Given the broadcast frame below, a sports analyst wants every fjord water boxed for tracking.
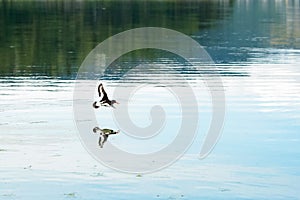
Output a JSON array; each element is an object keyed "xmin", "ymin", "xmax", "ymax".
[{"xmin": 1, "ymin": 0, "xmax": 300, "ymax": 199}]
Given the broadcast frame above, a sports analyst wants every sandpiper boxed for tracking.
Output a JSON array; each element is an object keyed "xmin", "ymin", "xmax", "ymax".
[{"xmin": 93, "ymin": 83, "xmax": 119, "ymax": 109}]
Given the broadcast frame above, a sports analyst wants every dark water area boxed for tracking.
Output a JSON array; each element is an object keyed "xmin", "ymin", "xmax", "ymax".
[{"xmin": 1, "ymin": 0, "xmax": 299, "ymax": 78}]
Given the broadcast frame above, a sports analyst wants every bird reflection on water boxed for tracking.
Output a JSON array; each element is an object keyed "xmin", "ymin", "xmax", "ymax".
[{"xmin": 93, "ymin": 127, "xmax": 120, "ymax": 148}]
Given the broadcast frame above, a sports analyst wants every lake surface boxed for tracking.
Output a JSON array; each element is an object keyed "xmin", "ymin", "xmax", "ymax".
[{"xmin": 1, "ymin": 0, "xmax": 300, "ymax": 199}]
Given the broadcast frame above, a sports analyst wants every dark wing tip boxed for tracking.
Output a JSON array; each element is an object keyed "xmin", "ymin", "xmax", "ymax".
[{"xmin": 97, "ymin": 83, "xmax": 104, "ymax": 97}]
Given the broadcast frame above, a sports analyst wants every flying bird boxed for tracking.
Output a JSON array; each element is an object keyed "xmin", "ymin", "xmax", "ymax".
[{"xmin": 93, "ymin": 83, "xmax": 119, "ymax": 109}]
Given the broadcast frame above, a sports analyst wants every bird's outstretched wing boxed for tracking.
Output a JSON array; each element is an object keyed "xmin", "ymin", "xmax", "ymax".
[{"xmin": 98, "ymin": 83, "xmax": 108, "ymax": 101}]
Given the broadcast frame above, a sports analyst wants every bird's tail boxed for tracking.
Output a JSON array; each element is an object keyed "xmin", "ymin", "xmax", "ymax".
[{"xmin": 93, "ymin": 127, "xmax": 100, "ymax": 133}]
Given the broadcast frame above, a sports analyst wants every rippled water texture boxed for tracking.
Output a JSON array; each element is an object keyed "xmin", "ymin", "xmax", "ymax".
[{"xmin": 1, "ymin": 0, "xmax": 300, "ymax": 199}]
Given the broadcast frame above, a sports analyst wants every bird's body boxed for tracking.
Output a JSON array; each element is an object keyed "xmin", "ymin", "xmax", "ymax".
[
  {"xmin": 93, "ymin": 83, "xmax": 119, "ymax": 109},
  {"xmin": 93, "ymin": 127, "xmax": 120, "ymax": 148}
]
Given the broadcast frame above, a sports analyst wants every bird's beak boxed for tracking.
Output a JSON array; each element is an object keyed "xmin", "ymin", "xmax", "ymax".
[{"xmin": 116, "ymin": 101, "xmax": 120, "ymax": 104}]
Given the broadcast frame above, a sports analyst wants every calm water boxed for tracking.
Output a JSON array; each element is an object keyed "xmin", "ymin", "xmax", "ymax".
[{"xmin": 1, "ymin": 0, "xmax": 300, "ymax": 199}]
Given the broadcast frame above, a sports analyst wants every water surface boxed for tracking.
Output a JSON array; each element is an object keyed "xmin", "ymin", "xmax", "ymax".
[{"xmin": 1, "ymin": 0, "xmax": 300, "ymax": 199}]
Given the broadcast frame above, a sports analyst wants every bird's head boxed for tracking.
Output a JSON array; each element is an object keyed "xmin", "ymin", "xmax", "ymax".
[
  {"xmin": 111, "ymin": 100, "xmax": 119, "ymax": 108},
  {"xmin": 111, "ymin": 100, "xmax": 119, "ymax": 105}
]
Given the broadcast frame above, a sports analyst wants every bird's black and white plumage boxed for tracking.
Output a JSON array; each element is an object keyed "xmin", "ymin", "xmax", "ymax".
[
  {"xmin": 93, "ymin": 127, "xmax": 120, "ymax": 148},
  {"xmin": 93, "ymin": 83, "xmax": 119, "ymax": 109}
]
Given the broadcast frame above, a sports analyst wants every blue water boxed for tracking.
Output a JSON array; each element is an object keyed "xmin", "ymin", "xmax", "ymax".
[{"xmin": 1, "ymin": 0, "xmax": 300, "ymax": 199}]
